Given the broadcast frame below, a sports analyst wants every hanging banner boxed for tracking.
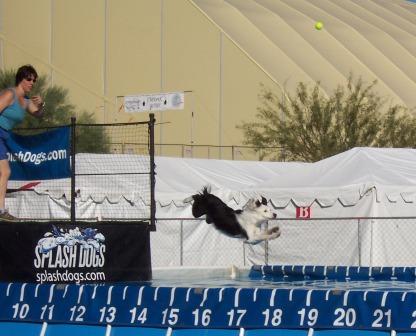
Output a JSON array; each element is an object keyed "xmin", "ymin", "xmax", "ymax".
[
  {"xmin": 6, "ymin": 127, "xmax": 70, "ymax": 180},
  {"xmin": 124, "ymin": 92, "xmax": 184, "ymax": 112},
  {"xmin": 0, "ymin": 221, "xmax": 151, "ymax": 283}
]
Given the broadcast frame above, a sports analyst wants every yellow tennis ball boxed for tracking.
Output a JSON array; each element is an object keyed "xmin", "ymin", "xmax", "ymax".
[{"xmin": 315, "ymin": 21, "xmax": 323, "ymax": 30}]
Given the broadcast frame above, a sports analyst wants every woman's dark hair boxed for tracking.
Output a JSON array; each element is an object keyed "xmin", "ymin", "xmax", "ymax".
[{"xmin": 15, "ymin": 64, "xmax": 38, "ymax": 86}]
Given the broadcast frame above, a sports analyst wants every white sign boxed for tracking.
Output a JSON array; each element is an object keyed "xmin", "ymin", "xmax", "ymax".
[{"xmin": 124, "ymin": 92, "xmax": 185, "ymax": 112}]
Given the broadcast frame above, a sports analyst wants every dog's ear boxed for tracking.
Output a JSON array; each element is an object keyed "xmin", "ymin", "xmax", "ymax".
[
  {"xmin": 255, "ymin": 199, "xmax": 261, "ymax": 207},
  {"xmin": 261, "ymin": 196, "xmax": 267, "ymax": 206},
  {"xmin": 202, "ymin": 184, "xmax": 211, "ymax": 195},
  {"xmin": 243, "ymin": 198, "xmax": 256, "ymax": 210}
]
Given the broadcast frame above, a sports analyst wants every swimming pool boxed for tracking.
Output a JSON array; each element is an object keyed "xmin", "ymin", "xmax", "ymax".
[{"xmin": 0, "ymin": 265, "xmax": 415, "ymax": 335}]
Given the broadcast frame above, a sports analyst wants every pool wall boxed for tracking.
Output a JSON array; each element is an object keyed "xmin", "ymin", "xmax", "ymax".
[{"xmin": 0, "ymin": 265, "xmax": 415, "ymax": 334}]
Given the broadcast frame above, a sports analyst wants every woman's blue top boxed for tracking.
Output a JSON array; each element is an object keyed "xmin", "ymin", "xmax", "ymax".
[{"xmin": 0, "ymin": 88, "xmax": 27, "ymax": 130}]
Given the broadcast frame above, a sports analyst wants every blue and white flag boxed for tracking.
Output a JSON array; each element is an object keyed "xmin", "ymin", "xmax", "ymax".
[{"xmin": 6, "ymin": 127, "xmax": 70, "ymax": 180}]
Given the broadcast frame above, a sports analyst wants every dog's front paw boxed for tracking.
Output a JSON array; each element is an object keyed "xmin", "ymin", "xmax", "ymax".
[
  {"xmin": 270, "ymin": 226, "xmax": 280, "ymax": 233},
  {"xmin": 269, "ymin": 226, "xmax": 281, "ymax": 239}
]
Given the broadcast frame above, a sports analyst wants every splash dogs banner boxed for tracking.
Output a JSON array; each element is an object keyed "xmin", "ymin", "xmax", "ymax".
[
  {"xmin": 6, "ymin": 127, "xmax": 70, "ymax": 180},
  {"xmin": 0, "ymin": 221, "xmax": 151, "ymax": 283}
]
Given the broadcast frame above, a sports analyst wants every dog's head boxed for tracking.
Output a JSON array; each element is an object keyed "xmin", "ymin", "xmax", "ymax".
[{"xmin": 243, "ymin": 196, "xmax": 277, "ymax": 219}]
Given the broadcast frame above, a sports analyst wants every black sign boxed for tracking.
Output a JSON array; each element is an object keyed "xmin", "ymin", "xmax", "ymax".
[{"xmin": 0, "ymin": 221, "xmax": 152, "ymax": 283}]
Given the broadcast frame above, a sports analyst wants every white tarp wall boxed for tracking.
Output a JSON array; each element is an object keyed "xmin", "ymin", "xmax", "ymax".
[{"xmin": 7, "ymin": 148, "xmax": 416, "ymax": 267}]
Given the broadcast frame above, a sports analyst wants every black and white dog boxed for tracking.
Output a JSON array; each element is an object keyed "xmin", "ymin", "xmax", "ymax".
[{"xmin": 184, "ymin": 186, "xmax": 280, "ymax": 244}]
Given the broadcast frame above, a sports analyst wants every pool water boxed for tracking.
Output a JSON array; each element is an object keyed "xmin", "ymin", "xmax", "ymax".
[{"xmin": 151, "ymin": 265, "xmax": 416, "ymax": 291}]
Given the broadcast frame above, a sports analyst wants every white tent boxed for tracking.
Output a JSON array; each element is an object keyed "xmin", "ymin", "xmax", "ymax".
[
  {"xmin": 7, "ymin": 148, "xmax": 416, "ymax": 267},
  {"xmin": 253, "ymin": 147, "xmax": 416, "ymax": 217}
]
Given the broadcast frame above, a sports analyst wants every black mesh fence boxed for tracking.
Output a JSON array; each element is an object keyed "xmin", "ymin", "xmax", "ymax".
[{"xmin": 8, "ymin": 115, "xmax": 156, "ymax": 226}]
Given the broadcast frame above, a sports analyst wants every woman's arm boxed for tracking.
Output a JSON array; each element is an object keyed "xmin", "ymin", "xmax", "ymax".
[
  {"xmin": 27, "ymin": 95, "xmax": 44, "ymax": 117},
  {"xmin": 0, "ymin": 90, "xmax": 14, "ymax": 114}
]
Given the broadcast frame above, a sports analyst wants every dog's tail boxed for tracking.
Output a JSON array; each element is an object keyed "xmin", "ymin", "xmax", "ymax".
[{"xmin": 183, "ymin": 186, "xmax": 211, "ymax": 218}]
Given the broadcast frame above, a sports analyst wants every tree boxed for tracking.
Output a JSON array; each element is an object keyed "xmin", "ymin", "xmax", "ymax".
[
  {"xmin": 0, "ymin": 68, "xmax": 110, "ymax": 153},
  {"xmin": 238, "ymin": 75, "xmax": 415, "ymax": 162}
]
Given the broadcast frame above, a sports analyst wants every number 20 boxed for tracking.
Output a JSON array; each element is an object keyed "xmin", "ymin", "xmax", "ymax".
[{"xmin": 333, "ymin": 308, "xmax": 356, "ymax": 327}]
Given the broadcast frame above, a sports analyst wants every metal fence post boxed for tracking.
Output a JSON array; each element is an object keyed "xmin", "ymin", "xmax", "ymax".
[
  {"xmin": 357, "ymin": 218, "xmax": 361, "ymax": 267},
  {"xmin": 70, "ymin": 117, "xmax": 76, "ymax": 224},
  {"xmin": 149, "ymin": 113, "xmax": 156, "ymax": 230},
  {"xmin": 264, "ymin": 221, "xmax": 270, "ymax": 265},
  {"xmin": 265, "ymin": 240, "xmax": 269, "ymax": 265},
  {"xmin": 180, "ymin": 220, "xmax": 184, "ymax": 266}
]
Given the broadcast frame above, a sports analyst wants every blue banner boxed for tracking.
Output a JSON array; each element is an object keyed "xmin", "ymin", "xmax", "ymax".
[{"xmin": 6, "ymin": 127, "xmax": 70, "ymax": 180}]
